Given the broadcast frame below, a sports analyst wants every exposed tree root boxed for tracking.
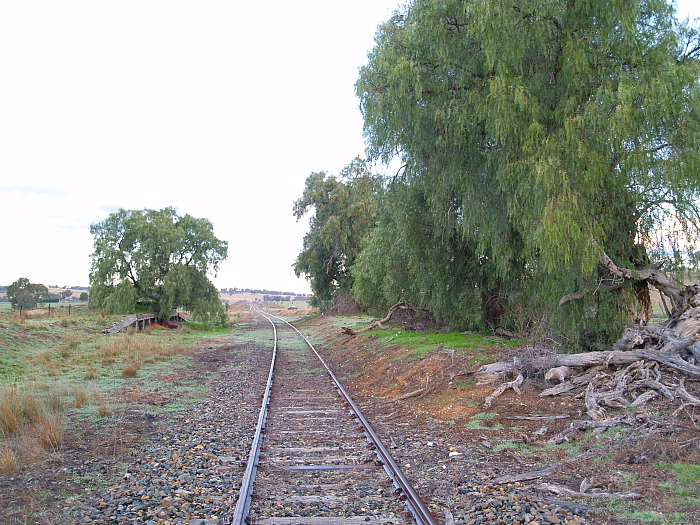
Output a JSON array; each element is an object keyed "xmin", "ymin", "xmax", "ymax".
[{"xmin": 484, "ymin": 373, "xmax": 523, "ymax": 408}]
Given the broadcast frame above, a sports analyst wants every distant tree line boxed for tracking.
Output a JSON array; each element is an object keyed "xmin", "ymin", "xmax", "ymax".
[
  {"xmin": 262, "ymin": 295, "xmax": 309, "ymax": 302},
  {"xmin": 220, "ymin": 287, "xmax": 310, "ymax": 299}
]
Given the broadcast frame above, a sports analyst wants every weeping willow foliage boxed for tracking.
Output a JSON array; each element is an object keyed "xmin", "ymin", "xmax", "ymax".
[
  {"xmin": 355, "ymin": 0, "xmax": 700, "ymax": 347},
  {"xmin": 89, "ymin": 208, "xmax": 228, "ymax": 324},
  {"xmin": 293, "ymin": 159, "xmax": 383, "ymax": 310}
]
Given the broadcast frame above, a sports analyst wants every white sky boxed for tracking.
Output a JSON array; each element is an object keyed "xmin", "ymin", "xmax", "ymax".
[{"xmin": 1, "ymin": 1, "xmax": 698, "ymax": 294}]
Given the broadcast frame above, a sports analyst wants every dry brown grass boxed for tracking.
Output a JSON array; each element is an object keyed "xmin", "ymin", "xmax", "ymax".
[
  {"xmin": 0, "ymin": 387, "xmax": 23, "ymax": 436},
  {"xmin": 45, "ymin": 385, "xmax": 66, "ymax": 413},
  {"xmin": 98, "ymin": 333, "xmax": 191, "ymax": 366},
  {"xmin": 19, "ymin": 392, "xmax": 43, "ymax": 423},
  {"xmin": 58, "ymin": 345, "xmax": 72, "ymax": 359},
  {"xmin": 63, "ymin": 334, "xmax": 80, "ymax": 349},
  {"xmin": 0, "ymin": 444, "xmax": 18, "ymax": 474},
  {"xmin": 1, "ymin": 385, "xmax": 69, "ymax": 439},
  {"xmin": 1, "ymin": 386, "xmax": 65, "ymax": 465},
  {"xmin": 58, "ymin": 335, "xmax": 80, "ymax": 359},
  {"xmin": 74, "ymin": 387, "xmax": 88, "ymax": 408},
  {"xmin": 97, "ymin": 405, "xmax": 112, "ymax": 417},
  {"xmin": 31, "ymin": 350, "xmax": 54, "ymax": 366},
  {"xmin": 29, "ymin": 350, "xmax": 63, "ymax": 377},
  {"xmin": 121, "ymin": 364, "xmax": 139, "ymax": 378},
  {"xmin": 9, "ymin": 311, "xmax": 25, "ymax": 324},
  {"xmin": 37, "ymin": 414, "xmax": 64, "ymax": 451},
  {"xmin": 14, "ymin": 433, "xmax": 48, "ymax": 465}
]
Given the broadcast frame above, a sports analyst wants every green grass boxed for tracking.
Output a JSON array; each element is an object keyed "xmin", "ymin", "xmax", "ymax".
[
  {"xmin": 605, "ymin": 499, "xmax": 689, "ymax": 524},
  {"xmin": 372, "ymin": 330, "xmax": 521, "ymax": 358},
  {"xmin": 492, "ymin": 441, "xmax": 523, "ymax": 453},
  {"xmin": 466, "ymin": 412, "xmax": 504, "ymax": 430},
  {"xmin": 183, "ymin": 322, "xmax": 231, "ymax": 333},
  {"xmin": 657, "ymin": 463, "xmax": 700, "ymax": 484},
  {"xmin": 0, "ymin": 302, "xmax": 89, "ymax": 314},
  {"xmin": 470, "ymin": 411, "xmax": 498, "ymax": 420},
  {"xmin": 656, "ymin": 462, "xmax": 700, "ymax": 510},
  {"xmin": 270, "ymin": 300, "xmax": 310, "ymax": 308}
]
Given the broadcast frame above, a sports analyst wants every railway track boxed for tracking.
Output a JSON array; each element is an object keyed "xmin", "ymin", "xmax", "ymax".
[{"xmin": 230, "ymin": 308, "xmax": 437, "ymax": 525}]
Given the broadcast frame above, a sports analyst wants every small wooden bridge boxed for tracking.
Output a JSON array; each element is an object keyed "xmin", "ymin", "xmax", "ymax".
[{"xmin": 103, "ymin": 312, "xmax": 190, "ymax": 334}]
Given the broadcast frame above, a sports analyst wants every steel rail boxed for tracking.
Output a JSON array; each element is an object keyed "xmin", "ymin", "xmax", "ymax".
[
  {"xmin": 230, "ymin": 311, "xmax": 278, "ymax": 525},
  {"xmin": 263, "ymin": 310, "xmax": 438, "ymax": 525}
]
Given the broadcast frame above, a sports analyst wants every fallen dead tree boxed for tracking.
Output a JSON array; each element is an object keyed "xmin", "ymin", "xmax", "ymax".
[
  {"xmin": 537, "ymin": 482, "xmax": 641, "ymax": 500},
  {"xmin": 476, "ymin": 344, "xmax": 700, "ymax": 385},
  {"xmin": 477, "ymin": 346, "xmax": 700, "ymax": 419},
  {"xmin": 476, "ymin": 304, "xmax": 700, "ymax": 430},
  {"xmin": 341, "ymin": 301, "xmax": 411, "ymax": 335},
  {"xmin": 471, "ymin": 253, "xmax": 700, "ymax": 501}
]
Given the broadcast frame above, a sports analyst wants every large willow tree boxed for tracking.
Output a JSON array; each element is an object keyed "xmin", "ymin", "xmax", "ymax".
[
  {"xmin": 89, "ymin": 208, "xmax": 228, "ymax": 324},
  {"xmin": 356, "ymin": 0, "xmax": 700, "ymax": 347},
  {"xmin": 293, "ymin": 158, "xmax": 382, "ymax": 310}
]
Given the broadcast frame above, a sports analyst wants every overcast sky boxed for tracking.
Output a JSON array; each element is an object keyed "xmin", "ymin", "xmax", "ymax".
[{"xmin": 1, "ymin": 1, "xmax": 698, "ymax": 294}]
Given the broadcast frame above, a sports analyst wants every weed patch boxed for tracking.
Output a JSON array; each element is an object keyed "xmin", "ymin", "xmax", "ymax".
[{"xmin": 493, "ymin": 441, "xmax": 523, "ymax": 453}]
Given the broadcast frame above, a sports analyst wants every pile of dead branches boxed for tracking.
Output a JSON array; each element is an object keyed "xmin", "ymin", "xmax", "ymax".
[{"xmin": 476, "ymin": 307, "xmax": 700, "ymax": 441}]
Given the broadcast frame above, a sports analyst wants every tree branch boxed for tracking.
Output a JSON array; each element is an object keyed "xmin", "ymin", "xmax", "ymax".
[{"xmin": 341, "ymin": 301, "xmax": 411, "ymax": 335}]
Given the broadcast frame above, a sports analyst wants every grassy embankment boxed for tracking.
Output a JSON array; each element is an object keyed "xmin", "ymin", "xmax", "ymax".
[{"xmin": 0, "ymin": 305, "xmax": 240, "ymax": 474}]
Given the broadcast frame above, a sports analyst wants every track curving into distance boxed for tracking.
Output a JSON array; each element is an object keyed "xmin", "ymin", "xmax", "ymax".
[{"xmin": 230, "ymin": 307, "xmax": 437, "ymax": 525}]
